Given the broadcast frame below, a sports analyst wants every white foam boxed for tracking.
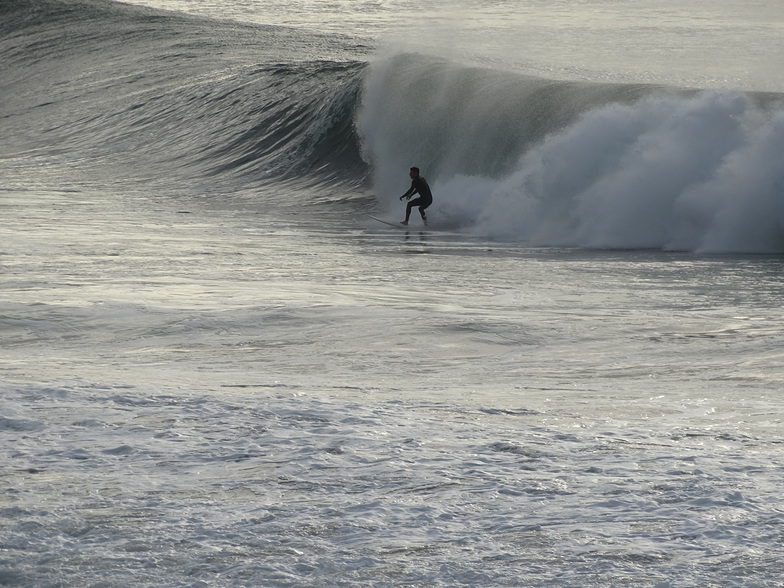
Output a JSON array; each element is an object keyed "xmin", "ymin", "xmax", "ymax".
[
  {"xmin": 359, "ymin": 56, "xmax": 784, "ymax": 252},
  {"xmin": 465, "ymin": 92, "xmax": 784, "ymax": 252},
  {"xmin": 2, "ymin": 380, "xmax": 782, "ymax": 586}
]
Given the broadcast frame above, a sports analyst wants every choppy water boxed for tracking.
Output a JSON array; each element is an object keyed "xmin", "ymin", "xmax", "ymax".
[
  {"xmin": 4, "ymin": 380, "xmax": 783, "ymax": 587},
  {"xmin": 2, "ymin": 0, "xmax": 784, "ymax": 585}
]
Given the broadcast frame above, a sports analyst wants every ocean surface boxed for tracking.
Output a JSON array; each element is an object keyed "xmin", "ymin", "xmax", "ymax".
[{"xmin": 2, "ymin": 0, "xmax": 784, "ymax": 585}]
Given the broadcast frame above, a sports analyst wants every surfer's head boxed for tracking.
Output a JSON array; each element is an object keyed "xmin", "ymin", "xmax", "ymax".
[{"xmin": 409, "ymin": 166, "xmax": 420, "ymax": 178}]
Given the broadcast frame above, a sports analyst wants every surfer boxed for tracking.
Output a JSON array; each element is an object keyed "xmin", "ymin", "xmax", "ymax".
[{"xmin": 400, "ymin": 167, "xmax": 432, "ymax": 226}]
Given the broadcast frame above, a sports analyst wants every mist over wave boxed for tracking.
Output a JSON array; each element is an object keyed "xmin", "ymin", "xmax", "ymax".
[{"xmin": 359, "ymin": 54, "xmax": 784, "ymax": 253}]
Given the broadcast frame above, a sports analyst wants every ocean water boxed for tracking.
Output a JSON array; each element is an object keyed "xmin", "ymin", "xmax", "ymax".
[{"xmin": 2, "ymin": 1, "xmax": 784, "ymax": 586}]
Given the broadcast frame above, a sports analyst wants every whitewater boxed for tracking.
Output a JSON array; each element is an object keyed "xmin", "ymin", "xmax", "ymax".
[{"xmin": 2, "ymin": 0, "xmax": 784, "ymax": 586}]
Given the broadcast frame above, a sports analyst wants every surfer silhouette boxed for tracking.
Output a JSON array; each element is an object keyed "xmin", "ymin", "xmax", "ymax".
[{"xmin": 400, "ymin": 167, "xmax": 432, "ymax": 226}]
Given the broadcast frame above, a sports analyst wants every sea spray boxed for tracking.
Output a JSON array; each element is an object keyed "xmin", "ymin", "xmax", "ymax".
[
  {"xmin": 466, "ymin": 92, "xmax": 784, "ymax": 252},
  {"xmin": 358, "ymin": 54, "xmax": 784, "ymax": 252}
]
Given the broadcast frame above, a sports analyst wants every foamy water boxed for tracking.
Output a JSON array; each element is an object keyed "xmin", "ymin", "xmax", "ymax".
[
  {"xmin": 4, "ymin": 379, "xmax": 782, "ymax": 587},
  {"xmin": 360, "ymin": 61, "xmax": 784, "ymax": 252}
]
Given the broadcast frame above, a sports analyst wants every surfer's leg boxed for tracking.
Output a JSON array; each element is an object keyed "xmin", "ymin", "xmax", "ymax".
[
  {"xmin": 404, "ymin": 198, "xmax": 422, "ymax": 224},
  {"xmin": 418, "ymin": 198, "xmax": 431, "ymax": 226}
]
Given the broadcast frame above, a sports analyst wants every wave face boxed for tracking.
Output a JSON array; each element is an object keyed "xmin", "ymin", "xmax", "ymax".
[
  {"xmin": 4, "ymin": 0, "xmax": 784, "ymax": 250},
  {"xmin": 359, "ymin": 54, "xmax": 784, "ymax": 253},
  {"xmin": 0, "ymin": 0, "xmax": 370, "ymax": 201}
]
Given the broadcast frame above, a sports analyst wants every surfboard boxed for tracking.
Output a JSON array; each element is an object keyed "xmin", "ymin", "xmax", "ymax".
[{"xmin": 368, "ymin": 214, "xmax": 427, "ymax": 229}]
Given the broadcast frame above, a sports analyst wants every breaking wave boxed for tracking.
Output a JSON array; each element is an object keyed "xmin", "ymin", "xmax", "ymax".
[
  {"xmin": 4, "ymin": 0, "xmax": 784, "ymax": 251},
  {"xmin": 359, "ymin": 54, "xmax": 784, "ymax": 253}
]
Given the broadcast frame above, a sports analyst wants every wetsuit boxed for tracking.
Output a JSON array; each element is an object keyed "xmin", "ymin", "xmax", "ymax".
[{"xmin": 403, "ymin": 176, "xmax": 433, "ymax": 224}]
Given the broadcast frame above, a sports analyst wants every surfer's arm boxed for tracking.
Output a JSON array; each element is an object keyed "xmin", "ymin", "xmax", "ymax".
[{"xmin": 400, "ymin": 183, "xmax": 418, "ymax": 200}]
